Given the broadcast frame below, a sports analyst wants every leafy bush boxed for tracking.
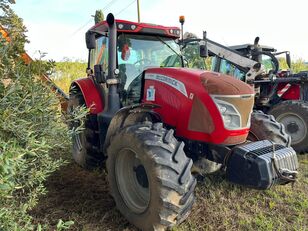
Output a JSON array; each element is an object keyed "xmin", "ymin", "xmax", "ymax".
[{"xmin": 0, "ymin": 1, "xmax": 73, "ymax": 230}]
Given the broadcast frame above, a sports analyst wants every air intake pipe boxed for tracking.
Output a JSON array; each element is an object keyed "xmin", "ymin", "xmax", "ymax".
[
  {"xmin": 97, "ymin": 13, "xmax": 120, "ymax": 149},
  {"xmin": 105, "ymin": 13, "xmax": 120, "ymax": 114}
]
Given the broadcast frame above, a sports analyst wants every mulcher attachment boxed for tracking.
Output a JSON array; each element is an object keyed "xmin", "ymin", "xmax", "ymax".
[{"xmin": 226, "ymin": 140, "xmax": 298, "ymax": 189}]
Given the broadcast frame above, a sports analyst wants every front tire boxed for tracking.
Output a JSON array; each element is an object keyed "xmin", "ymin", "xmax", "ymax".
[
  {"xmin": 68, "ymin": 91, "xmax": 104, "ymax": 169},
  {"xmin": 249, "ymin": 111, "xmax": 291, "ymax": 146},
  {"xmin": 269, "ymin": 100, "xmax": 308, "ymax": 153},
  {"xmin": 106, "ymin": 122, "xmax": 196, "ymax": 230}
]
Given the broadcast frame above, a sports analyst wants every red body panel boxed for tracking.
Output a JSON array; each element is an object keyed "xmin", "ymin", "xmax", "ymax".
[
  {"xmin": 142, "ymin": 68, "xmax": 250, "ymax": 144},
  {"xmin": 73, "ymin": 69, "xmax": 251, "ymax": 144},
  {"xmin": 278, "ymin": 83, "xmax": 300, "ymax": 100},
  {"xmin": 72, "ymin": 78, "xmax": 104, "ymax": 114}
]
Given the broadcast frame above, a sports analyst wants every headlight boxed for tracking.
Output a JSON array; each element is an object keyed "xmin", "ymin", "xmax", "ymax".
[{"xmin": 213, "ymin": 98, "xmax": 241, "ymax": 130}]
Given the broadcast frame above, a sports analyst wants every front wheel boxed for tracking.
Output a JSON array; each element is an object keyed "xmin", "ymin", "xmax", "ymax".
[
  {"xmin": 68, "ymin": 91, "xmax": 103, "ymax": 169},
  {"xmin": 269, "ymin": 100, "xmax": 308, "ymax": 153},
  {"xmin": 248, "ymin": 111, "xmax": 291, "ymax": 146},
  {"xmin": 106, "ymin": 122, "xmax": 196, "ymax": 230}
]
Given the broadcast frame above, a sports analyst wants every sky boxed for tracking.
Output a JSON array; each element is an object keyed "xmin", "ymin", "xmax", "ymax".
[{"xmin": 11, "ymin": 0, "xmax": 308, "ymax": 62}]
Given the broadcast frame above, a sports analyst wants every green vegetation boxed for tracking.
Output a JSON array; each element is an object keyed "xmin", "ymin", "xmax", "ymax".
[
  {"xmin": 51, "ymin": 61, "xmax": 87, "ymax": 93},
  {"xmin": 279, "ymin": 58, "xmax": 308, "ymax": 72},
  {"xmin": 94, "ymin": 10, "xmax": 104, "ymax": 24},
  {"xmin": 0, "ymin": 1, "xmax": 76, "ymax": 230},
  {"xmin": 290, "ymin": 59, "xmax": 308, "ymax": 73}
]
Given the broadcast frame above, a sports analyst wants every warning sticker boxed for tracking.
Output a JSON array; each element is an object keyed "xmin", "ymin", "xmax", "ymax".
[{"xmin": 146, "ymin": 86, "xmax": 155, "ymax": 101}]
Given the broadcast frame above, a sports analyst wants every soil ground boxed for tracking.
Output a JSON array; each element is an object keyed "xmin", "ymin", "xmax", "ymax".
[{"xmin": 31, "ymin": 155, "xmax": 308, "ymax": 231}]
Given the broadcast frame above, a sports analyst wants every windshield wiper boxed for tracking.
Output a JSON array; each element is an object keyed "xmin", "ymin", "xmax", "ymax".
[{"xmin": 156, "ymin": 36, "xmax": 183, "ymax": 65}]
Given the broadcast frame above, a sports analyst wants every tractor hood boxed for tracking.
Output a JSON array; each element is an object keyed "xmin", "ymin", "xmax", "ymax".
[
  {"xmin": 144, "ymin": 67, "xmax": 254, "ymax": 96},
  {"xmin": 143, "ymin": 67, "xmax": 255, "ymax": 145},
  {"xmin": 199, "ymin": 71, "xmax": 254, "ymax": 95}
]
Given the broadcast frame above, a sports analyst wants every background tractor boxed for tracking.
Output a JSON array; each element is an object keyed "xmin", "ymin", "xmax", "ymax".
[
  {"xmin": 202, "ymin": 36, "xmax": 308, "ymax": 153},
  {"xmin": 68, "ymin": 13, "xmax": 298, "ymax": 230}
]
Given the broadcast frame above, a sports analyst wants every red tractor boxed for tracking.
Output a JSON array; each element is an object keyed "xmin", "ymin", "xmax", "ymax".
[{"xmin": 68, "ymin": 14, "xmax": 298, "ymax": 230}]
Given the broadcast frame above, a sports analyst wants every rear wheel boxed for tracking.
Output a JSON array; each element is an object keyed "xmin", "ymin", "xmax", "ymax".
[
  {"xmin": 248, "ymin": 111, "xmax": 291, "ymax": 146},
  {"xmin": 106, "ymin": 122, "xmax": 196, "ymax": 230},
  {"xmin": 269, "ymin": 100, "xmax": 308, "ymax": 153},
  {"xmin": 68, "ymin": 91, "xmax": 104, "ymax": 169}
]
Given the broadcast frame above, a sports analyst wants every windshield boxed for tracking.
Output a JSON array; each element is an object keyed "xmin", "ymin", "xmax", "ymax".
[
  {"xmin": 182, "ymin": 41, "xmax": 207, "ymax": 69},
  {"xmin": 212, "ymin": 57, "xmax": 246, "ymax": 81},
  {"xmin": 117, "ymin": 34, "xmax": 183, "ymax": 90}
]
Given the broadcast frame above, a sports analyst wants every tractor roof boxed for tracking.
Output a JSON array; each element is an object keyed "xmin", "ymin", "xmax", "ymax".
[{"xmin": 89, "ymin": 19, "xmax": 180, "ymax": 38}]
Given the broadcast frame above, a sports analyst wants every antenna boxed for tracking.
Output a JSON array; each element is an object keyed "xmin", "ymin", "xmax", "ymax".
[{"xmin": 137, "ymin": 0, "xmax": 141, "ymax": 22}]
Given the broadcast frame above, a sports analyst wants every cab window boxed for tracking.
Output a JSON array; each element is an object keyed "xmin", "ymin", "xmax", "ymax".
[
  {"xmin": 219, "ymin": 59, "xmax": 245, "ymax": 81},
  {"xmin": 90, "ymin": 35, "xmax": 109, "ymax": 73},
  {"xmin": 117, "ymin": 33, "xmax": 182, "ymax": 106}
]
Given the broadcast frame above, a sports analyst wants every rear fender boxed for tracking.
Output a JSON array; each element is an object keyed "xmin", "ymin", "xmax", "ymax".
[
  {"xmin": 70, "ymin": 78, "xmax": 104, "ymax": 114},
  {"xmin": 103, "ymin": 104, "xmax": 161, "ymax": 153}
]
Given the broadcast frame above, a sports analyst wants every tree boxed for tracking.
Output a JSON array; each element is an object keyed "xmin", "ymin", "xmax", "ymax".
[
  {"xmin": 94, "ymin": 10, "xmax": 104, "ymax": 24},
  {"xmin": 182, "ymin": 32, "xmax": 209, "ymax": 69}
]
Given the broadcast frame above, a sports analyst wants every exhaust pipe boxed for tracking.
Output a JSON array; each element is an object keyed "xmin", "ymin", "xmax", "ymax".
[
  {"xmin": 107, "ymin": 13, "xmax": 117, "ymax": 82},
  {"xmin": 105, "ymin": 13, "xmax": 120, "ymax": 114},
  {"xmin": 98, "ymin": 13, "xmax": 120, "ymax": 150}
]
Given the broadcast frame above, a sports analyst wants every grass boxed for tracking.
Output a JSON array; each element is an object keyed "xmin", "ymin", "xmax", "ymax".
[
  {"xmin": 176, "ymin": 154, "xmax": 308, "ymax": 231},
  {"xmin": 30, "ymin": 154, "xmax": 308, "ymax": 231}
]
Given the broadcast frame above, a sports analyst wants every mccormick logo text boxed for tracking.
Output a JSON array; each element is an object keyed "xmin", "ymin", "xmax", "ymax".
[{"xmin": 145, "ymin": 74, "xmax": 188, "ymax": 97}]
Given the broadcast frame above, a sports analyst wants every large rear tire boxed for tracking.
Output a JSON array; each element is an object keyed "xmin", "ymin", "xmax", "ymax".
[
  {"xmin": 248, "ymin": 111, "xmax": 291, "ymax": 146},
  {"xmin": 68, "ymin": 91, "xmax": 104, "ymax": 169},
  {"xmin": 106, "ymin": 122, "xmax": 196, "ymax": 230},
  {"xmin": 269, "ymin": 100, "xmax": 308, "ymax": 153}
]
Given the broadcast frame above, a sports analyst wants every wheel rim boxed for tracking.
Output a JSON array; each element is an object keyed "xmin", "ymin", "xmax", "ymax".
[
  {"xmin": 73, "ymin": 132, "xmax": 83, "ymax": 151},
  {"xmin": 115, "ymin": 148, "xmax": 150, "ymax": 214},
  {"xmin": 69, "ymin": 102, "xmax": 84, "ymax": 152},
  {"xmin": 72, "ymin": 119, "xmax": 83, "ymax": 151},
  {"xmin": 277, "ymin": 112, "xmax": 307, "ymax": 144}
]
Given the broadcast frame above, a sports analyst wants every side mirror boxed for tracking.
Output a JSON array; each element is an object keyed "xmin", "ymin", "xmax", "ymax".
[
  {"xmin": 85, "ymin": 31, "xmax": 96, "ymax": 50},
  {"xmin": 94, "ymin": 64, "xmax": 106, "ymax": 83},
  {"xmin": 199, "ymin": 31, "xmax": 208, "ymax": 58},
  {"xmin": 286, "ymin": 52, "xmax": 291, "ymax": 68}
]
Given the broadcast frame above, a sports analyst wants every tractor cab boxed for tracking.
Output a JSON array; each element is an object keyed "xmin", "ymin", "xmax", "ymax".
[
  {"xmin": 211, "ymin": 43, "xmax": 291, "ymax": 80},
  {"xmin": 87, "ymin": 19, "xmax": 183, "ymax": 106}
]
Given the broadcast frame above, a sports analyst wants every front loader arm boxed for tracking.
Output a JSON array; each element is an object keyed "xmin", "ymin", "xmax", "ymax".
[{"xmin": 205, "ymin": 38, "xmax": 266, "ymax": 82}]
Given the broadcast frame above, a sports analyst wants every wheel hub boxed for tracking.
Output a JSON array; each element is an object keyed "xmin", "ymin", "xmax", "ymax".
[
  {"xmin": 286, "ymin": 122, "xmax": 299, "ymax": 134},
  {"xmin": 277, "ymin": 112, "xmax": 307, "ymax": 144},
  {"xmin": 134, "ymin": 165, "xmax": 149, "ymax": 188}
]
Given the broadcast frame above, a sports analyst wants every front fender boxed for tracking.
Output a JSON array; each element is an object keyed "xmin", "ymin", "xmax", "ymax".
[
  {"xmin": 70, "ymin": 77, "xmax": 104, "ymax": 114},
  {"xmin": 103, "ymin": 104, "xmax": 161, "ymax": 153}
]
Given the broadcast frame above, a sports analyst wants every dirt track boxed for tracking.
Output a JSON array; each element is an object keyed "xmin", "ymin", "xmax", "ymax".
[{"xmin": 31, "ymin": 162, "xmax": 137, "ymax": 231}]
